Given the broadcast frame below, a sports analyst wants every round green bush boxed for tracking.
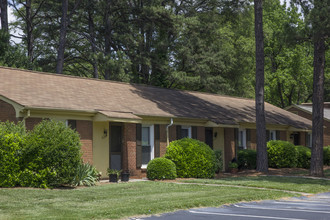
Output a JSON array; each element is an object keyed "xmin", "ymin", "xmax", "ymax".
[
  {"xmin": 22, "ymin": 120, "xmax": 82, "ymax": 187},
  {"xmin": 324, "ymin": 146, "xmax": 330, "ymax": 166},
  {"xmin": 295, "ymin": 145, "xmax": 311, "ymax": 168},
  {"xmin": 237, "ymin": 149, "xmax": 257, "ymax": 169},
  {"xmin": 147, "ymin": 157, "xmax": 177, "ymax": 180},
  {"xmin": 267, "ymin": 140, "xmax": 297, "ymax": 168},
  {"xmin": 165, "ymin": 138, "xmax": 216, "ymax": 178}
]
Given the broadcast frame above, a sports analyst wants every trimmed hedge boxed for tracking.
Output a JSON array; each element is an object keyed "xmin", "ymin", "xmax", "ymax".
[
  {"xmin": 147, "ymin": 157, "xmax": 177, "ymax": 180},
  {"xmin": 267, "ymin": 140, "xmax": 297, "ymax": 168},
  {"xmin": 22, "ymin": 120, "xmax": 82, "ymax": 187},
  {"xmin": 165, "ymin": 138, "xmax": 216, "ymax": 178},
  {"xmin": 237, "ymin": 149, "xmax": 257, "ymax": 169},
  {"xmin": 295, "ymin": 145, "xmax": 311, "ymax": 168},
  {"xmin": 0, "ymin": 122, "xmax": 25, "ymax": 187},
  {"xmin": 324, "ymin": 146, "xmax": 330, "ymax": 166},
  {"xmin": 0, "ymin": 120, "xmax": 83, "ymax": 188}
]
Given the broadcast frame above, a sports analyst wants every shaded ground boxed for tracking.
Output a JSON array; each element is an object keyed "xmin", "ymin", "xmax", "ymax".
[{"xmin": 215, "ymin": 166, "xmax": 330, "ymax": 179}]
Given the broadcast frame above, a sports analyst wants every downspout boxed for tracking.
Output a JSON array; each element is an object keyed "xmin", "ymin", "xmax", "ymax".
[
  {"xmin": 166, "ymin": 118, "xmax": 174, "ymax": 146},
  {"xmin": 22, "ymin": 110, "xmax": 30, "ymax": 128}
]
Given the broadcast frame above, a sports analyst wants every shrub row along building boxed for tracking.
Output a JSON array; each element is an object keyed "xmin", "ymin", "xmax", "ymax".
[{"xmin": 0, "ymin": 67, "xmax": 312, "ymax": 178}]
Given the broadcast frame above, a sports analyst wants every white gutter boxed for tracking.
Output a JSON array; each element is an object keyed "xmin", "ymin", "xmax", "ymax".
[{"xmin": 166, "ymin": 118, "xmax": 174, "ymax": 146}]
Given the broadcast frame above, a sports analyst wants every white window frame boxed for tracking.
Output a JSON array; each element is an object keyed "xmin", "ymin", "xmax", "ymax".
[
  {"xmin": 181, "ymin": 126, "xmax": 192, "ymax": 138},
  {"xmin": 238, "ymin": 129, "xmax": 247, "ymax": 149},
  {"xmin": 269, "ymin": 130, "xmax": 277, "ymax": 141},
  {"xmin": 307, "ymin": 132, "xmax": 312, "ymax": 148},
  {"xmin": 141, "ymin": 124, "xmax": 154, "ymax": 169}
]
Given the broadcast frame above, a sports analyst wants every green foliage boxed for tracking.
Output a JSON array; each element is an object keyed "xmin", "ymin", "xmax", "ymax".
[
  {"xmin": 267, "ymin": 140, "xmax": 297, "ymax": 168},
  {"xmin": 324, "ymin": 146, "xmax": 330, "ymax": 166},
  {"xmin": 22, "ymin": 120, "xmax": 82, "ymax": 187},
  {"xmin": 72, "ymin": 163, "xmax": 99, "ymax": 187},
  {"xmin": 214, "ymin": 150, "xmax": 223, "ymax": 173},
  {"xmin": 165, "ymin": 138, "xmax": 216, "ymax": 178},
  {"xmin": 147, "ymin": 157, "xmax": 177, "ymax": 180},
  {"xmin": 107, "ymin": 169, "xmax": 122, "ymax": 179},
  {"xmin": 0, "ymin": 132, "xmax": 23, "ymax": 187},
  {"xmin": 237, "ymin": 149, "xmax": 257, "ymax": 169},
  {"xmin": 228, "ymin": 162, "xmax": 238, "ymax": 169},
  {"xmin": 295, "ymin": 145, "xmax": 311, "ymax": 168}
]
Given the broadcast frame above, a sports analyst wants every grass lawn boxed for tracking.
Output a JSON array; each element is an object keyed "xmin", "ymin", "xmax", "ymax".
[
  {"xmin": 0, "ymin": 181, "xmax": 297, "ymax": 220},
  {"xmin": 180, "ymin": 176, "xmax": 330, "ymax": 193},
  {"xmin": 288, "ymin": 168, "xmax": 330, "ymax": 178}
]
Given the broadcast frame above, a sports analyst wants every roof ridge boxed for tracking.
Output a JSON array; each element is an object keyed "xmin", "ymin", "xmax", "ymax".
[{"xmin": 0, "ymin": 66, "xmax": 255, "ymax": 102}]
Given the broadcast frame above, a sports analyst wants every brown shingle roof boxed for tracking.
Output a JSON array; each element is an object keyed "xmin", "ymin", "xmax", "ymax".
[{"xmin": 0, "ymin": 66, "xmax": 311, "ymax": 129}]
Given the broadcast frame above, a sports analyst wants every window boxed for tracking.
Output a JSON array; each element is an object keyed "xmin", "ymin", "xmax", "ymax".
[
  {"xmin": 238, "ymin": 129, "xmax": 246, "ymax": 149},
  {"xmin": 141, "ymin": 125, "xmax": 154, "ymax": 168},
  {"xmin": 66, "ymin": 120, "xmax": 76, "ymax": 130},
  {"xmin": 306, "ymin": 132, "xmax": 312, "ymax": 148},
  {"xmin": 181, "ymin": 126, "xmax": 191, "ymax": 138},
  {"xmin": 269, "ymin": 130, "xmax": 277, "ymax": 140}
]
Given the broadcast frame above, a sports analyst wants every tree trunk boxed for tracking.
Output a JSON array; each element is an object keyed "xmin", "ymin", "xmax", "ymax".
[
  {"xmin": 254, "ymin": 0, "xmax": 268, "ymax": 173},
  {"xmin": 0, "ymin": 0, "xmax": 9, "ymax": 33},
  {"xmin": 310, "ymin": 38, "xmax": 325, "ymax": 177},
  {"xmin": 56, "ymin": 0, "xmax": 69, "ymax": 74},
  {"xmin": 104, "ymin": 0, "xmax": 111, "ymax": 80},
  {"xmin": 26, "ymin": 0, "xmax": 34, "ymax": 64},
  {"xmin": 88, "ymin": 6, "xmax": 98, "ymax": 79}
]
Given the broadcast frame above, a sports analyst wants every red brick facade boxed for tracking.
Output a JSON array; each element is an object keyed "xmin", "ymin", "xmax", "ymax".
[
  {"xmin": 76, "ymin": 120, "xmax": 93, "ymax": 164},
  {"xmin": 0, "ymin": 99, "xmax": 18, "ymax": 123},
  {"xmin": 287, "ymin": 106, "xmax": 330, "ymax": 146},
  {"xmin": 224, "ymin": 128, "xmax": 236, "ymax": 169}
]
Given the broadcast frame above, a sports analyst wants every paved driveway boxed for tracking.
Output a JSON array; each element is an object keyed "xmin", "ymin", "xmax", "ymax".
[{"xmin": 134, "ymin": 192, "xmax": 330, "ymax": 220}]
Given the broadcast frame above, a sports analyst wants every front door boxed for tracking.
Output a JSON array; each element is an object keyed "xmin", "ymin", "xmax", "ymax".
[
  {"xmin": 205, "ymin": 127, "xmax": 213, "ymax": 149},
  {"xmin": 110, "ymin": 125, "xmax": 122, "ymax": 170}
]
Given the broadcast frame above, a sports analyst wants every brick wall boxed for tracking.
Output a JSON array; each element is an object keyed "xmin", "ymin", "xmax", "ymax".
[
  {"xmin": 76, "ymin": 120, "xmax": 93, "ymax": 164},
  {"xmin": 287, "ymin": 106, "xmax": 330, "ymax": 146},
  {"xmin": 25, "ymin": 118, "xmax": 42, "ymax": 130},
  {"xmin": 0, "ymin": 100, "xmax": 18, "ymax": 123},
  {"xmin": 249, "ymin": 129, "xmax": 257, "ymax": 150},
  {"xmin": 324, "ymin": 120, "xmax": 330, "ymax": 146},
  {"xmin": 159, "ymin": 124, "xmax": 167, "ymax": 156},
  {"xmin": 122, "ymin": 123, "xmax": 140, "ymax": 177},
  {"xmin": 224, "ymin": 128, "xmax": 235, "ymax": 170},
  {"xmin": 197, "ymin": 126, "xmax": 205, "ymax": 142},
  {"xmin": 280, "ymin": 131, "xmax": 287, "ymax": 141},
  {"xmin": 169, "ymin": 125, "xmax": 176, "ymax": 142}
]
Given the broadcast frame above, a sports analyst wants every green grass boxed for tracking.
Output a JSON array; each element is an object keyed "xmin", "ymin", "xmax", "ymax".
[
  {"xmin": 288, "ymin": 169, "xmax": 330, "ymax": 178},
  {"xmin": 0, "ymin": 181, "xmax": 296, "ymax": 219},
  {"xmin": 180, "ymin": 176, "xmax": 330, "ymax": 193}
]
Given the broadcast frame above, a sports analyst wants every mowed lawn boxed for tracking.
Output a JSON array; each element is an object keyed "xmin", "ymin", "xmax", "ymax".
[
  {"xmin": 0, "ymin": 181, "xmax": 297, "ymax": 220},
  {"xmin": 180, "ymin": 176, "xmax": 330, "ymax": 193}
]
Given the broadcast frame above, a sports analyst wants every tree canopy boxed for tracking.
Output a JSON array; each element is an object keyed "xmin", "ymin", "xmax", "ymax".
[{"xmin": 0, "ymin": 0, "xmax": 328, "ymax": 107}]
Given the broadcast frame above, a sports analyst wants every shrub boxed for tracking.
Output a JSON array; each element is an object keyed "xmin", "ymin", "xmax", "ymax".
[
  {"xmin": 324, "ymin": 146, "xmax": 330, "ymax": 166},
  {"xmin": 0, "ymin": 132, "xmax": 23, "ymax": 187},
  {"xmin": 147, "ymin": 157, "xmax": 177, "ymax": 180},
  {"xmin": 237, "ymin": 149, "xmax": 257, "ymax": 169},
  {"xmin": 22, "ymin": 120, "xmax": 82, "ymax": 187},
  {"xmin": 295, "ymin": 145, "xmax": 311, "ymax": 168},
  {"xmin": 267, "ymin": 140, "xmax": 297, "ymax": 168},
  {"xmin": 214, "ymin": 150, "xmax": 223, "ymax": 173},
  {"xmin": 165, "ymin": 138, "xmax": 216, "ymax": 178},
  {"xmin": 72, "ymin": 163, "xmax": 99, "ymax": 187},
  {"xmin": 0, "ymin": 121, "xmax": 26, "ymax": 187}
]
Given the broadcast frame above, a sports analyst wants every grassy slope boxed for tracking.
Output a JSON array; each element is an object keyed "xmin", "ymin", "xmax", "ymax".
[
  {"xmin": 180, "ymin": 176, "xmax": 330, "ymax": 193},
  {"xmin": 0, "ymin": 181, "xmax": 296, "ymax": 220}
]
